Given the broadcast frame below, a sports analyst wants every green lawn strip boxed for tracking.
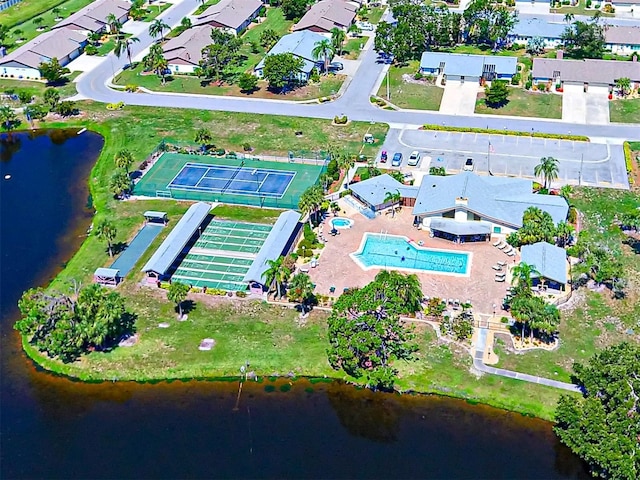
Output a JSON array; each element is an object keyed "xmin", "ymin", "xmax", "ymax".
[
  {"xmin": 550, "ymin": 3, "xmax": 614, "ymax": 17},
  {"xmin": 609, "ymin": 98, "xmax": 640, "ymax": 124},
  {"xmin": 96, "ymin": 37, "xmax": 116, "ymax": 56},
  {"xmin": 0, "ymin": 74, "xmax": 79, "ymax": 101},
  {"xmin": 475, "ymin": 88, "xmax": 563, "ymax": 119},
  {"xmin": 376, "ymin": 61, "xmax": 443, "ymax": 111},
  {"xmin": 2, "ymin": 0, "xmax": 95, "ymax": 52},
  {"xmin": 211, "ymin": 205, "xmax": 284, "ymax": 223},
  {"xmin": 342, "ymin": 37, "xmax": 365, "ymax": 60},
  {"xmin": 366, "ymin": 6, "xmax": 385, "ymax": 24},
  {"xmin": 439, "ymin": 44, "xmax": 526, "ymax": 58},
  {"xmin": 194, "ymin": 0, "xmax": 222, "ymax": 15},
  {"xmin": 140, "ymin": 2, "xmax": 172, "ymax": 22}
]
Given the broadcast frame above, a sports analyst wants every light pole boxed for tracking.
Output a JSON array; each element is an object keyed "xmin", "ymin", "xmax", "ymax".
[
  {"xmin": 578, "ymin": 153, "xmax": 584, "ymax": 186},
  {"xmin": 386, "ymin": 70, "xmax": 390, "ymax": 101}
]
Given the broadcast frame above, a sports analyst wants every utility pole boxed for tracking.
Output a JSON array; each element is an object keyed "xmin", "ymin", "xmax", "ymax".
[
  {"xmin": 487, "ymin": 140, "xmax": 493, "ymax": 176},
  {"xmin": 578, "ymin": 153, "xmax": 584, "ymax": 186},
  {"xmin": 386, "ymin": 70, "xmax": 390, "ymax": 101}
]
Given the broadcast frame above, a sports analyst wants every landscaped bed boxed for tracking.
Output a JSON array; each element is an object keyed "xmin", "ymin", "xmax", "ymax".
[{"xmin": 475, "ymin": 88, "xmax": 563, "ymax": 119}]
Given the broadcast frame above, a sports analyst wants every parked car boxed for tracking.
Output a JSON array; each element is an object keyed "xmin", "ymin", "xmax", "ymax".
[
  {"xmin": 391, "ymin": 152, "xmax": 403, "ymax": 167},
  {"xmin": 357, "ymin": 21, "xmax": 374, "ymax": 31},
  {"xmin": 328, "ymin": 61, "xmax": 344, "ymax": 71},
  {"xmin": 380, "ymin": 150, "xmax": 388, "ymax": 163},
  {"xmin": 463, "ymin": 158, "xmax": 474, "ymax": 171},
  {"xmin": 407, "ymin": 150, "xmax": 421, "ymax": 166}
]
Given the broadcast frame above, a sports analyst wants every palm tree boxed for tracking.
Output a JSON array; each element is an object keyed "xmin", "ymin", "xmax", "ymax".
[
  {"xmin": 109, "ymin": 169, "xmax": 132, "ymax": 198},
  {"xmin": 167, "ymin": 281, "xmax": 190, "ymax": 319},
  {"xmin": 330, "ymin": 27, "xmax": 346, "ymax": 55},
  {"xmin": 383, "ymin": 189, "xmax": 401, "ymax": 217},
  {"xmin": 347, "ymin": 23, "xmax": 361, "ymax": 37},
  {"xmin": 559, "ymin": 184, "xmax": 573, "ymax": 202},
  {"xmin": 143, "ymin": 43, "xmax": 168, "ymax": 84},
  {"xmin": 563, "ymin": 13, "xmax": 574, "ymax": 24},
  {"xmin": 94, "ymin": 219, "xmax": 117, "ymax": 257},
  {"xmin": 194, "ymin": 128, "xmax": 213, "ymax": 151},
  {"xmin": 614, "ymin": 77, "xmax": 631, "ymax": 97},
  {"xmin": 52, "ymin": 7, "xmax": 61, "ymax": 18},
  {"xmin": 337, "ymin": 153, "xmax": 355, "ymax": 173},
  {"xmin": 534, "ymin": 156, "xmax": 560, "ymax": 190},
  {"xmin": 114, "ymin": 148, "xmax": 134, "ymax": 172},
  {"xmin": 312, "ymin": 39, "xmax": 335, "ymax": 74},
  {"xmin": 114, "ymin": 36, "xmax": 140, "ymax": 66},
  {"xmin": 288, "ymin": 272, "xmax": 314, "ymax": 313},
  {"xmin": 375, "ymin": 270, "xmax": 423, "ymax": 314},
  {"xmin": 555, "ymin": 220, "xmax": 575, "ymax": 247},
  {"xmin": 106, "ymin": 13, "xmax": 121, "ymax": 35},
  {"xmin": 262, "ymin": 256, "xmax": 290, "ymax": 299},
  {"xmin": 149, "ymin": 18, "xmax": 170, "ymax": 42},
  {"xmin": 511, "ymin": 261, "xmax": 540, "ymax": 294}
]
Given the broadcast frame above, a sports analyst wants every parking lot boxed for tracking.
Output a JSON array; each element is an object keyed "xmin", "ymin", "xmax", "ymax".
[{"xmin": 377, "ymin": 128, "xmax": 629, "ymax": 189}]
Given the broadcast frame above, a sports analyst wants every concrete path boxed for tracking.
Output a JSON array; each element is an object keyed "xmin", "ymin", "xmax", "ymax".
[
  {"xmin": 439, "ymin": 81, "xmax": 479, "ymax": 115},
  {"xmin": 474, "ymin": 327, "xmax": 581, "ymax": 393},
  {"xmin": 585, "ymin": 86, "xmax": 610, "ymax": 125},
  {"xmin": 562, "ymin": 84, "xmax": 587, "ymax": 124}
]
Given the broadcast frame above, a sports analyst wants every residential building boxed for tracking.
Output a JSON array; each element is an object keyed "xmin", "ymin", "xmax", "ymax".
[
  {"xmin": 255, "ymin": 30, "xmax": 329, "ymax": 81},
  {"xmin": 0, "ymin": 29, "xmax": 87, "ymax": 79},
  {"xmin": 163, "ymin": 25, "xmax": 214, "ymax": 74},
  {"xmin": 292, "ymin": 0, "xmax": 357, "ymax": 33},
  {"xmin": 193, "ymin": 0, "xmax": 264, "ymax": 35},
  {"xmin": 508, "ymin": 17, "xmax": 566, "ymax": 50},
  {"xmin": 419, "ymin": 52, "xmax": 518, "ymax": 83},
  {"xmin": 520, "ymin": 241, "xmax": 569, "ymax": 291},
  {"xmin": 604, "ymin": 25, "xmax": 640, "ymax": 56},
  {"xmin": 532, "ymin": 55, "xmax": 640, "ymax": 89},
  {"xmin": 350, "ymin": 172, "xmax": 568, "ymax": 241},
  {"xmin": 53, "ymin": 0, "xmax": 130, "ymax": 34}
]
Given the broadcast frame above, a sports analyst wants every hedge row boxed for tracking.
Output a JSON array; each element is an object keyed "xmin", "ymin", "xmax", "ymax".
[
  {"xmin": 623, "ymin": 141, "xmax": 634, "ymax": 185},
  {"xmin": 421, "ymin": 124, "xmax": 590, "ymax": 142}
]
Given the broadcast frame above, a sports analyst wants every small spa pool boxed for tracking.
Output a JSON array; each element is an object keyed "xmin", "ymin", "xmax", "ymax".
[
  {"xmin": 351, "ymin": 233, "xmax": 471, "ymax": 275},
  {"xmin": 331, "ymin": 217, "xmax": 354, "ymax": 229}
]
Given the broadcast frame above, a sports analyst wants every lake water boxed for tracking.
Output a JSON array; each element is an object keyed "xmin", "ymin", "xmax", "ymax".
[{"xmin": 0, "ymin": 130, "xmax": 589, "ymax": 479}]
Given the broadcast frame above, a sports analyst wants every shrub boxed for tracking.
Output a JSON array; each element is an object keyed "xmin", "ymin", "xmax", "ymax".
[
  {"xmin": 339, "ymin": 189, "xmax": 352, "ymax": 198},
  {"xmin": 525, "ymin": 79, "xmax": 533, "ymax": 90},
  {"xmin": 303, "ymin": 222, "xmax": 318, "ymax": 244},
  {"xmin": 106, "ymin": 101, "xmax": 125, "ymax": 110},
  {"xmin": 84, "ymin": 44, "xmax": 98, "ymax": 55},
  {"xmin": 24, "ymin": 103, "xmax": 48, "ymax": 120},
  {"xmin": 333, "ymin": 115, "xmax": 348, "ymax": 124},
  {"xmin": 586, "ymin": 0, "xmax": 592, "ymax": 6},
  {"xmin": 242, "ymin": 142, "xmax": 252, "ymax": 152},
  {"xmin": 55, "ymin": 100, "xmax": 77, "ymax": 117},
  {"xmin": 138, "ymin": 159, "xmax": 149, "ymax": 170},
  {"xmin": 212, "ymin": 148, "xmax": 226, "ymax": 156},
  {"xmin": 414, "ymin": 71, "xmax": 423, "ymax": 80},
  {"xmin": 125, "ymin": 84, "xmax": 138, "ymax": 92},
  {"xmin": 594, "ymin": 3, "xmax": 600, "ymax": 7},
  {"xmin": 568, "ymin": 206, "xmax": 578, "ymax": 224},
  {"xmin": 235, "ymin": 290, "xmax": 248, "ymax": 298},
  {"xmin": 310, "ymin": 68, "xmax": 320, "ymax": 83},
  {"xmin": 17, "ymin": 90, "xmax": 32, "ymax": 104},
  {"xmin": 511, "ymin": 73, "xmax": 521, "ymax": 85},
  {"xmin": 429, "ymin": 166, "xmax": 446, "ymax": 176}
]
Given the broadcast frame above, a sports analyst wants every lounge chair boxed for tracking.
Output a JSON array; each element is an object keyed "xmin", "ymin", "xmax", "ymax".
[
  {"xmin": 498, "ymin": 243, "xmax": 509, "ymax": 250},
  {"xmin": 507, "ymin": 250, "xmax": 516, "ymax": 257},
  {"xmin": 495, "ymin": 276, "xmax": 506, "ymax": 283},
  {"xmin": 492, "ymin": 239, "xmax": 502, "ymax": 247},
  {"xmin": 497, "ymin": 261, "xmax": 507, "ymax": 267},
  {"xmin": 495, "ymin": 272, "xmax": 506, "ymax": 279},
  {"xmin": 492, "ymin": 264, "xmax": 502, "ymax": 271},
  {"xmin": 503, "ymin": 247, "xmax": 513, "ymax": 254}
]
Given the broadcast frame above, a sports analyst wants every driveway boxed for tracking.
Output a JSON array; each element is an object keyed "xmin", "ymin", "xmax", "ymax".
[
  {"xmin": 439, "ymin": 80, "xmax": 479, "ymax": 115},
  {"xmin": 67, "ymin": 53, "xmax": 108, "ymax": 73},
  {"xmin": 514, "ymin": 1, "xmax": 552, "ymax": 14},
  {"xmin": 562, "ymin": 84, "xmax": 587, "ymax": 124},
  {"xmin": 377, "ymin": 127, "xmax": 629, "ymax": 189},
  {"xmin": 585, "ymin": 86, "xmax": 610, "ymax": 125}
]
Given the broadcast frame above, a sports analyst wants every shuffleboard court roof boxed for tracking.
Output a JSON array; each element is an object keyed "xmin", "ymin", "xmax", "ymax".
[
  {"xmin": 94, "ymin": 267, "xmax": 120, "ymax": 277},
  {"xmin": 144, "ymin": 211, "xmax": 168, "ymax": 220},
  {"xmin": 142, "ymin": 202, "xmax": 211, "ymax": 275},
  {"xmin": 243, "ymin": 210, "xmax": 302, "ymax": 284}
]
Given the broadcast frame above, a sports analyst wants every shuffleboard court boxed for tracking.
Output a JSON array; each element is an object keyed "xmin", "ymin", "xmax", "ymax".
[{"xmin": 135, "ymin": 153, "xmax": 327, "ymax": 209}]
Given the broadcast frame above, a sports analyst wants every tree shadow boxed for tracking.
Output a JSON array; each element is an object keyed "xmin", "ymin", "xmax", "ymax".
[
  {"xmin": 623, "ymin": 236, "xmax": 640, "ymax": 255},
  {"xmin": 485, "ymin": 99, "xmax": 510, "ymax": 109},
  {"xmin": 175, "ymin": 299, "xmax": 197, "ymax": 315},
  {"xmin": 111, "ymin": 241, "xmax": 128, "ymax": 255}
]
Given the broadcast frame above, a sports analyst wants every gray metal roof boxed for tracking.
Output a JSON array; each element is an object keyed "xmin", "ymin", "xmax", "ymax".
[
  {"xmin": 430, "ymin": 218, "xmax": 492, "ymax": 236},
  {"xmin": 412, "ymin": 172, "xmax": 568, "ymax": 228},
  {"xmin": 256, "ymin": 31, "xmax": 328, "ymax": 74},
  {"xmin": 142, "ymin": 202, "xmax": 211, "ymax": 275},
  {"xmin": 521, "ymin": 241, "xmax": 568, "ymax": 284},
  {"xmin": 509, "ymin": 17, "xmax": 566, "ymax": 39},
  {"xmin": 94, "ymin": 267, "xmax": 120, "ymax": 277},
  {"xmin": 143, "ymin": 211, "xmax": 168, "ymax": 220},
  {"xmin": 419, "ymin": 52, "xmax": 517, "ymax": 77},
  {"xmin": 532, "ymin": 57, "xmax": 640, "ymax": 84},
  {"xmin": 349, "ymin": 174, "xmax": 418, "ymax": 207},
  {"xmin": 243, "ymin": 210, "xmax": 302, "ymax": 283}
]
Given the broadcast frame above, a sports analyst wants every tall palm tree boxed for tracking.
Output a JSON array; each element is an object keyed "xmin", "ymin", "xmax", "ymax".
[
  {"xmin": 109, "ymin": 169, "xmax": 132, "ymax": 198},
  {"xmin": 511, "ymin": 261, "xmax": 540, "ymax": 294},
  {"xmin": 194, "ymin": 128, "xmax": 213, "ymax": 151},
  {"xmin": 330, "ymin": 27, "xmax": 346, "ymax": 55},
  {"xmin": 555, "ymin": 220, "xmax": 575, "ymax": 247},
  {"xmin": 94, "ymin": 219, "xmax": 117, "ymax": 257},
  {"xmin": 559, "ymin": 184, "xmax": 573, "ymax": 202},
  {"xmin": 312, "ymin": 39, "xmax": 335, "ymax": 74},
  {"xmin": 288, "ymin": 272, "xmax": 314, "ymax": 313},
  {"xmin": 167, "ymin": 281, "xmax": 190, "ymax": 318},
  {"xmin": 262, "ymin": 256, "xmax": 290, "ymax": 299},
  {"xmin": 143, "ymin": 43, "xmax": 169, "ymax": 84},
  {"xmin": 383, "ymin": 189, "xmax": 401, "ymax": 217},
  {"xmin": 149, "ymin": 18, "xmax": 170, "ymax": 42},
  {"xmin": 534, "ymin": 156, "xmax": 560, "ymax": 189},
  {"xmin": 114, "ymin": 35, "xmax": 140, "ymax": 66},
  {"xmin": 563, "ymin": 13, "xmax": 574, "ymax": 24},
  {"xmin": 106, "ymin": 13, "xmax": 121, "ymax": 35},
  {"xmin": 114, "ymin": 148, "xmax": 134, "ymax": 172}
]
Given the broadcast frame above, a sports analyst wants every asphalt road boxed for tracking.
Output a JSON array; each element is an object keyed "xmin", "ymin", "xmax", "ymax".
[
  {"xmin": 75, "ymin": 3, "xmax": 640, "ymax": 142},
  {"xmin": 378, "ymin": 128, "xmax": 629, "ymax": 188}
]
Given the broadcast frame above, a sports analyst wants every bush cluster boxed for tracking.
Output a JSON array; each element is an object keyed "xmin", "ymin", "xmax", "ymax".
[
  {"xmin": 333, "ymin": 115, "xmax": 348, "ymax": 124},
  {"xmin": 421, "ymin": 124, "xmax": 589, "ymax": 142}
]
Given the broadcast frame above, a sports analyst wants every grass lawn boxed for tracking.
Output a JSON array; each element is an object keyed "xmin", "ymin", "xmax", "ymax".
[
  {"xmin": 116, "ymin": 64, "xmax": 344, "ymax": 100},
  {"xmin": 493, "ymin": 187, "xmax": 640, "ymax": 382},
  {"xmin": 211, "ymin": 205, "xmax": 284, "ymax": 223},
  {"xmin": 342, "ymin": 37, "xmax": 365, "ymax": 60},
  {"xmin": 0, "ymin": 74, "xmax": 79, "ymax": 100},
  {"xmin": 140, "ymin": 2, "xmax": 172, "ymax": 22},
  {"xmin": 376, "ymin": 61, "xmax": 444, "ymax": 110},
  {"xmin": 609, "ymin": 98, "xmax": 640, "ymax": 124},
  {"xmin": 440, "ymin": 44, "xmax": 526, "ymax": 58},
  {"xmin": 475, "ymin": 88, "xmax": 563, "ymax": 119},
  {"xmin": 1, "ymin": 0, "xmax": 94, "ymax": 52},
  {"xmin": 550, "ymin": 3, "xmax": 614, "ymax": 17},
  {"xmin": 365, "ymin": 6, "xmax": 385, "ymax": 24},
  {"xmin": 194, "ymin": 0, "xmax": 222, "ymax": 15}
]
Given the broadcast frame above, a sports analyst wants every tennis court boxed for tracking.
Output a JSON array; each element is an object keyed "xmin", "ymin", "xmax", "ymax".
[
  {"xmin": 135, "ymin": 153, "xmax": 326, "ymax": 209},
  {"xmin": 172, "ymin": 219, "xmax": 273, "ymax": 291}
]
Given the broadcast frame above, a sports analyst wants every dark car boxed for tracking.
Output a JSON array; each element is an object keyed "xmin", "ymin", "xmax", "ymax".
[
  {"xmin": 329, "ymin": 62, "xmax": 344, "ymax": 71},
  {"xmin": 380, "ymin": 150, "xmax": 388, "ymax": 162},
  {"xmin": 391, "ymin": 152, "xmax": 403, "ymax": 167}
]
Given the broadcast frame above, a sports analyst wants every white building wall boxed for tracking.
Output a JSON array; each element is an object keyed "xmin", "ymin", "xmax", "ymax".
[
  {"xmin": 169, "ymin": 63, "xmax": 197, "ymax": 74},
  {"xmin": 606, "ymin": 43, "xmax": 640, "ymax": 55},
  {"xmin": 0, "ymin": 65, "xmax": 41, "ymax": 79}
]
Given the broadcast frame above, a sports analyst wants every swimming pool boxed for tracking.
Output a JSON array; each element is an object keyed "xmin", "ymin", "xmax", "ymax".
[
  {"xmin": 331, "ymin": 217, "xmax": 354, "ymax": 229},
  {"xmin": 350, "ymin": 233, "xmax": 471, "ymax": 276}
]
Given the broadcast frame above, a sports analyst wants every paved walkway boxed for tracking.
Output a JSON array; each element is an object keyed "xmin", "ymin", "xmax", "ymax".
[{"xmin": 110, "ymin": 223, "xmax": 164, "ymax": 276}]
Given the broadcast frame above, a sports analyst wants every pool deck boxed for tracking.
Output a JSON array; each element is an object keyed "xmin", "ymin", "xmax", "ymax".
[{"xmin": 308, "ymin": 207, "xmax": 518, "ymax": 314}]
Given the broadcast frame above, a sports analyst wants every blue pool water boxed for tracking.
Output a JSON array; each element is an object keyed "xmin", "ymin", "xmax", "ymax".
[
  {"xmin": 352, "ymin": 233, "xmax": 471, "ymax": 275},
  {"xmin": 331, "ymin": 217, "xmax": 353, "ymax": 229}
]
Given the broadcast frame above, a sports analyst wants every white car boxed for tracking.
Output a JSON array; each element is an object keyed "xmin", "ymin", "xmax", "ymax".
[
  {"xmin": 463, "ymin": 158, "xmax": 474, "ymax": 171},
  {"xmin": 357, "ymin": 21, "xmax": 374, "ymax": 31},
  {"xmin": 407, "ymin": 150, "xmax": 421, "ymax": 166}
]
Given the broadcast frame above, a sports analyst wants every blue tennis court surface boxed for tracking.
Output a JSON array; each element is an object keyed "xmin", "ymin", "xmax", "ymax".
[{"xmin": 168, "ymin": 163, "xmax": 296, "ymax": 198}]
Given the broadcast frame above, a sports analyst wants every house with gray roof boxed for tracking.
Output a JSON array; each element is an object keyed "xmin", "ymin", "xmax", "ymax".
[
  {"xmin": 508, "ymin": 17, "xmax": 566, "ymax": 50},
  {"xmin": 532, "ymin": 56, "xmax": 640, "ymax": 89},
  {"xmin": 255, "ymin": 30, "xmax": 329, "ymax": 81},
  {"xmin": 520, "ymin": 241, "xmax": 569, "ymax": 290},
  {"xmin": 53, "ymin": 0, "xmax": 130, "ymax": 34},
  {"xmin": 419, "ymin": 52, "xmax": 517, "ymax": 82},
  {"xmin": 163, "ymin": 25, "xmax": 214, "ymax": 74},
  {"xmin": 194, "ymin": 0, "xmax": 263, "ymax": 35},
  {"xmin": 349, "ymin": 174, "xmax": 418, "ymax": 213},
  {"xmin": 293, "ymin": 0, "xmax": 357, "ymax": 33},
  {"xmin": 0, "ymin": 28, "xmax": 87, "ymax": 79},
  {"xmin": 604, "ymin": 26, "xmax": 640, "ymax": 56}
]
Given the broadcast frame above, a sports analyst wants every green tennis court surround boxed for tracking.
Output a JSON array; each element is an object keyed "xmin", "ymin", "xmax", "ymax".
[{"xmin": 135, "ymin": 153, "xmax": 326, "ymax": 209}]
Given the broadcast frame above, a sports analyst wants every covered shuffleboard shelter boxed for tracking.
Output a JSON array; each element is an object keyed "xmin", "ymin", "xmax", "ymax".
[
  {"xmin": 144, "ymin": 210, "xmax": 168, "ymax": 225},
  {"xmin": 94, "ymin": 267, "xmax": 121, "ymax": 286}
]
